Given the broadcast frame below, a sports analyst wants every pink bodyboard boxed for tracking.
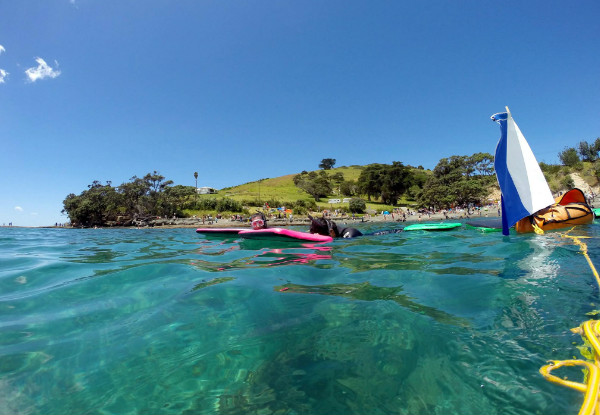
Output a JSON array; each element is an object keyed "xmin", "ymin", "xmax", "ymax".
[
  {"xmin": 195, "ymin": 228, "xmax": 246, "ymax": 235},
  {"xmin": 238, "ymin": 228, "xmax": 333, "ymax": 243}
]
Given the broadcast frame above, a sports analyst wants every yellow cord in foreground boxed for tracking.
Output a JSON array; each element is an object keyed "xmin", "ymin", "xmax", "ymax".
[
  {"xmin": 540, "ymin": 320, "xmax": 600, "ymax": 415},
  {"xmin": 540, "ymin": 232, "xmax": 600, "ymax": 415}
]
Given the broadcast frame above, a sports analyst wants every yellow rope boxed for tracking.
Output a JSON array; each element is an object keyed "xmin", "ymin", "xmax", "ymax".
[
  {"xmin": 539, "ymin": 230, "xmax": 600, "ymax": 415},
  {"xmin": 562, "ymin": 232, "xmax": 600, "ymax": 290},
  {"xmin": 532, "ymin": 222, "xmax": 545, "ymax": 235}
]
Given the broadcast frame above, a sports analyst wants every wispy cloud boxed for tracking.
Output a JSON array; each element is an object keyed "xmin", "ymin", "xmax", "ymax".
[
  {"xmin": 25, "ymin": 57, "xmax": 61, "ymax": 82},
  {"xmin": 0, "ymin": 45, "xmax": 6, "ymax": 84},
  {"xmin": 14, "ymin": 206, "xmax": 23, "ymax": 212}
]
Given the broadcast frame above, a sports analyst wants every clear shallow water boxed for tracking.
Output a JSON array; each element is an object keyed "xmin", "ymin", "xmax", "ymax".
[{"xmin": 1, "ymin": 223, "xmax": 599, "ymax": 414}]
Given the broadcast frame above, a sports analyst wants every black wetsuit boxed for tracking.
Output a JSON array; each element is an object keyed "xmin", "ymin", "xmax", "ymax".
[
  {"xmin": 337, "ymin": 227, "xmax": 403, "ymax": 238},
  {"xmin": 337, "ymin": 226, "xmax": 363, "ymax": 238}
]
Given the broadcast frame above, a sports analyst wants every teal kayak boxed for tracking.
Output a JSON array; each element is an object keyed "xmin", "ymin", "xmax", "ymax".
[
  {"xmin": 403, "ymin": 222, "xmax": 462, "ymax": 231},
  {"xmin": 594, "ymin": 208, "xmax": 600, "ymax": 217}
]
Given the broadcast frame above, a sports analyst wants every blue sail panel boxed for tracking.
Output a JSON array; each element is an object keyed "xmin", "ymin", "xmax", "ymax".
[{"xmin": 492, "ymin": 109, "xmax": 554, "ymax": 235}]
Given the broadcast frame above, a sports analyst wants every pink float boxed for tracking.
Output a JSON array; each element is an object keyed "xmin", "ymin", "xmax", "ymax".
[{"xmin": 239, "ymin": 228, "xmax": 333, "ymax": 243}]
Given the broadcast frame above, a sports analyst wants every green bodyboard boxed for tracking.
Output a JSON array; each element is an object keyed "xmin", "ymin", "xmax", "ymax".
[{"xmin": 403, "ymin": 222, "xmax": 462, "ymax": 231}]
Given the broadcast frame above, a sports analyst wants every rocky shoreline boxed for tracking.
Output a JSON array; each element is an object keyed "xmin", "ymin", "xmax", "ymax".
[{"xmin": 93, "ymin": 209, "xmax": 501, "ymax": 229}]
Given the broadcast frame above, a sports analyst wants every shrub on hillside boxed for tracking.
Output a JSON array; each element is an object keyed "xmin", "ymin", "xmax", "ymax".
[
  {"xmin": 216, "ymin": 198, "xmax": 242, "ymax": 212},
  {"xmin": 561, "ymin": 175, "xmax": 575, "ymax": 190},
  {"xmin": 289, "ymin": 199, "xmax": 317, "ymax": 214},
  {"xmin": 349, "ymin": 198, "xmax": 366, "ymax": 213}
]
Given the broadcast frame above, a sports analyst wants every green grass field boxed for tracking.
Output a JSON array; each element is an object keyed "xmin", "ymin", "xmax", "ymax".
[
  {"xmin": 195, "ymin": 165, "xmax": 421, "ymax": 214},
  {"xmin": 186, "ymin": 162, "xmax": 598, "ymax": 217}
]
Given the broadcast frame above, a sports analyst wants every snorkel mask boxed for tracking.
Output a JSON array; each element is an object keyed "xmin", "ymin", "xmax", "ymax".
[
  {"xmin": 251, "ymin": 212, "xmax": 267, "ymax": 230},
  {"xmin": 251, "ymin": 218, "xmax": 264, "ymax": 230}
]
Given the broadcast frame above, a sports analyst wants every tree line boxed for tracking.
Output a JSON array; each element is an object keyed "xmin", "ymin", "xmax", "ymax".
[
  {"xmin": 415, "ymin": 153, "xmax": 495, "ymax": 209},
  {"xmin": 62, "ymin": 171, "xmax": 243, "ymax": 227},
  {"xmin": 559, "ymin": 137, "xmax": 600, "ymax": 167},
  {"xmin": 63, "ymin": 135, "xmax": 598, "ymax": 227},
  {"xmin": 294, "ymin": 154, "xmax": 494, "ymax": 209}
]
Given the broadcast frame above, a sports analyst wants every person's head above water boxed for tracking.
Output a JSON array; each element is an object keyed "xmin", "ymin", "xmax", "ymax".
[
  {"xmin": 308, "ymin": 214, "xmax": 364, "ymax": 238},
  {"xmin": 251, "ymin": 212, "xmax": 267, "ymax": 230},
  {"xmin": 308, "ymin": 215, "xmax": 339, "ymax": 237}
]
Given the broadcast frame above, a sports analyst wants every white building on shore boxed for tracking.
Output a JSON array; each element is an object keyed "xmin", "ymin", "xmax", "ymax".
[{"xmin": 196, "ymin": 186, "xmax": 217, "ymax": 194}]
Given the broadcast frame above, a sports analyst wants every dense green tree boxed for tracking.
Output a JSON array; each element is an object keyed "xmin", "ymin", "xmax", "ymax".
[
  {"xmin": 163, "ymin": 185, "xmax": 197, "ymax": 212},
  {"xmin": 575, "ymin": 138, "xmax": 600, "ymax": 162},
  {"xmin": 293, "ymin": 170, "xmax": 332, "ymax": 200},
  {"xmin": 559, "ymin": 147, "xmax": 581, "ymax": 167},
  {"xmin": 349, "ymin": 198, "xmax": 366, "ymax": 213},
  {"xmin": 142, "ymin": 171, "xmax": 175, "ymax": 216},
  {"xmin": 594, "ymin": 138, "xmax": 600, "ymax": 155},
  {"xmin": 417, "ymin": 154, "xmax": 493, "ymax": 209},
  {"xmin": 356, "ymin": 162, "xmax": 415, "ymax": 204},
  {"xmin": 61, "ymin": 181, "xmax": 120, "ymax": 226},
  {"xmin": 469, "ymin": 152, "xmax": 495, "ymax": 176},
  {"xmin": 380, "ymin": 162, "xmax": 413, "ymax": 205},
  {"xmin": 62, "ymin": 172, "xmax": 186, "ymax": 226},
  {"xmin": 340, "ymin": 180, "xmax": 358, "ymax": 197},
  {"xmin": 118, "ymin": 176, "xmax": 150, "ymax": 216},
  {"xmin": 319, "ymin": 158, "xmax": 336, "ymax": 170},
  {"xmin": 357, "ymin": 164, "xmax": 385, "ymax": 201},
  {"xmin": 331, "ymin": 172, "xmax": 344, "ymax": 182},
  {"xmin": 578, "ymin": 141, "xmax": 597, "ymax": 162},
  {"xmin": 407, "ymin": 184, "xmax": 421, "ymax": 200}
]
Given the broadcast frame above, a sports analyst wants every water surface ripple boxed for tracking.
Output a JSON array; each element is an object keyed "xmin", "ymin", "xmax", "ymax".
[{"xmin": 1, "ymin": 224, "xmax": 598, "ymax": 414}]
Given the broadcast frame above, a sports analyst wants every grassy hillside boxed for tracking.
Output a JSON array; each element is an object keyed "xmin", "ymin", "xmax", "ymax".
[
  {"xmin": 210, "ymin": 165, "xmax": 428, "ymax": 214},
  {"xmin": 188, "ymin": 161, "xmax": 600, "ymax": 217},
  {"xmin": 219, "ymin": 165, "xmax": 366, "ymax": 203},
  {"xmin": 542, "ymin": 161, "xmax": 599, "ymax": 194},
  {"xmin": 220, "ymin": 174, "xmax": 307, "ymax": 202}
]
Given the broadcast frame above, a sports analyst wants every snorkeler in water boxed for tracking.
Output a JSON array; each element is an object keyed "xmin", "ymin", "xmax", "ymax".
[
  {"xmin": 308, "ymin": 215, "xmax": 402, "ymax": 238},
  {"xmin": 250, "ymin": 212, "xmax": 268, "ymax": 230}
]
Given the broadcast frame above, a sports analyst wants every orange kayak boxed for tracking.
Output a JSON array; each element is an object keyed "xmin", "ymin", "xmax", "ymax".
[{"xmin": 515, "ymin": 188, "xmax": 593, "ymax": 233}]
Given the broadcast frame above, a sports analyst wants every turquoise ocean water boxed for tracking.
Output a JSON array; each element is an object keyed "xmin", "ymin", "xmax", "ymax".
[{"xmin": 1, "ymin": 222, "xmax": 599, "ymax": 414}]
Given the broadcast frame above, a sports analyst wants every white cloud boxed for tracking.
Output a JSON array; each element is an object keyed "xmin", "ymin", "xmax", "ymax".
[
  {"xmin": 0, "ymin": 46, "xmax": 6, "ymax": 83},
  {"xmin": 14, "ymin": 206, "xmax": 23, "ymax": 212},
  {"xmin": 25, "ymin": 57, "xmax": 61, "ymax": 82}
]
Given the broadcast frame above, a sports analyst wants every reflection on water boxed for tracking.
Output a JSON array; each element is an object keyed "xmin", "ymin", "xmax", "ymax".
[
  {"xmin": 0, "ymin": 225, "xmax": 598, "ymax": 414},
  {"xmin": 191, "ymin": 243, "xmax": 332, "ymax": 272}
]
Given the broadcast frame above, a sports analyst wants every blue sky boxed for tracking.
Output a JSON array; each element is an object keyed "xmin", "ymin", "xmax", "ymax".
[{"xmin": 1, "ymin": 0, "xmax": 599, "ymax": 226}]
